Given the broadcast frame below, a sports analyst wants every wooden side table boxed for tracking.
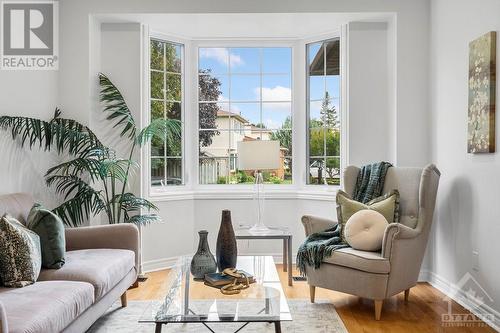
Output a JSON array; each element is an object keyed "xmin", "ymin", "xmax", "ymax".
[{"xmin": 235, "ymin": 227, "xmax": 293, "ymax": 286}]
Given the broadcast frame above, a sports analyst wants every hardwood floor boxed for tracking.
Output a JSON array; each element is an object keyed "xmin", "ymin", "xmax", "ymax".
[{"xmin": 128, "ymin": 265, "xmax": 496, "ymax": 333}]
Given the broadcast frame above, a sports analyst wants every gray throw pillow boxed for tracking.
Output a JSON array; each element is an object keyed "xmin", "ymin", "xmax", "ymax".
[
  {"xmin": 27, "ymin": 203, "xmax": 66, "ymax": 269},
  {"xmin": 0, "ymin": 214, "xmax": 42, "ymax": 287}
]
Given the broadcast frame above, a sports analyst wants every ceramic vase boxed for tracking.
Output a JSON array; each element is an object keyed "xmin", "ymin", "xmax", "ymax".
[
  {"xmin": 216, "ymin": 210, "xmax": 237, "ymax": 271},
  {"xmin": 190, "ymin": 230, "xmax": 217, "ymax": 279}
]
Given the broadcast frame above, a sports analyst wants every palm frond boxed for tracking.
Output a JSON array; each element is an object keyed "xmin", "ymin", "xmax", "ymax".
[
  {"xmin": 52, "ymin": 191, "xmax": 105, "ymax": 227},
  {"xmin": 115, "ymin": 192, "xmax": 158, "ymax": 213},
  {"xmin": 136, "ymin": 118, "xmax": 182, "ymax": 147},
  {"xmin": 0, "ymin": 110, "xmax": 104, "ymax": 156},
  {"xmin": 98, "ymin": 159, "xmax": 137, "ymax": 183},
  {"xmin": 46, "ymin": 174, "xmax": 97, "ymax": 199},
  {"xmin": 45, "ymin": 157, "xmax": 103, "ymax": 182},
  {"xmin": 46, "ymin": 175, "xmax": 104, "ymax": 226},
  {"xmin": 50, "ymin": 109, "xmax": 104, "ymax": 155},
  {"xmin": 99, "ymin": 73, "xmax": 137, "ymax": 139},
  {"xmin": 124, "ymin": 214, "xmax": 161, "ymax": 226}
]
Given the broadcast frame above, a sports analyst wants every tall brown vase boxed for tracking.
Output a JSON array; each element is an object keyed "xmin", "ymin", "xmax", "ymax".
[{"xmin": 216, "ymin": 210, "xmax": 237, "ymax": 271}]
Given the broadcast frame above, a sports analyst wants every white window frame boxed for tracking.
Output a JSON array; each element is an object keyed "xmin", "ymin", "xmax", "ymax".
[
  {"xmin": 192, "ymin": 39, "xmax": 298, "ymax": 191},
  {"xmin": 143, "ymin": 30, "xmax": 189, "ymax": 198},
  {"xmin": 302, "ymin": 29, "xmax": 347, "ymax": 190},
  {"xmin": 141, "ymin": 29, "xmax": 346, "ymax": 201}
]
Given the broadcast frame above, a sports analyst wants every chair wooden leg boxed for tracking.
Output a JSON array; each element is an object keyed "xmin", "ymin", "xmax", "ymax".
[
  {"xmin": 404, "ymin": 288, "xmax": 410, "ymax": 303},
  {"xmin": 309, "ymin": 285, "xmax": 316, "ymax": 303},
  {"xmin": 374, "ymin": 300, "xmax": 383, "ymax": 320},
  {"xmin": 121, "ymin": 292, "xmax": 128, "ymax": 307}
]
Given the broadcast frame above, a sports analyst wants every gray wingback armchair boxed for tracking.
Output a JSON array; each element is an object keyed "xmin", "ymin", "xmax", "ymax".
[{"xmin": 301, "ymin": 164, "xmax": 440, "ymax": 320}]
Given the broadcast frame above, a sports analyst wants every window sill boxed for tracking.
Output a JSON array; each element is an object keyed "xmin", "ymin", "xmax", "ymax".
[{"xmin": 148, "ymin": 187, "xmax": 339, "ymax": 202}]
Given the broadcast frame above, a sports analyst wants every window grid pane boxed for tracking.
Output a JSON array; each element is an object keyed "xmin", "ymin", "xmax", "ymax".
[
  {"xmin": 150, "ymin": 39, "xmax": 183, "ymax": 187},
  {"xmin": 307, "ymin": 38, "xmax": 341, "ymax": 186},
  {"xmin": 198, "ymin": 47, "xmax": 292, "ymax": 185}
]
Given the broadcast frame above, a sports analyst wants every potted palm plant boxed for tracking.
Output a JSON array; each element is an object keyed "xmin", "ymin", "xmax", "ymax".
[{"xmin": 0, "ymin": 73, "xmax": 181, "ymax": 227}]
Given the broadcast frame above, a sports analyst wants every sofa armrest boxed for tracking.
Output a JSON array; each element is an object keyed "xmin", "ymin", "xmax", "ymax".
[
  {"xmin": 0, "ymin": 301, "xmax": 8, "ymax": 333},
  {"xmin": 301, "ymin": 215, "xmax": 337, "ymax": 237},
  {"xmin": 65, "ymin": 224, "xmax": 140, "ymax": 272},
  {"xmin": 381, "ymin": 223, "xmax": 420, "ymax": 259}
]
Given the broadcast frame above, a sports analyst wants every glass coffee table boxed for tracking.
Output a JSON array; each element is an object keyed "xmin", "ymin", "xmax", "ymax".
[{"xmin": 139, "ymin": 256, "xmax": 292, "ymax": 333}]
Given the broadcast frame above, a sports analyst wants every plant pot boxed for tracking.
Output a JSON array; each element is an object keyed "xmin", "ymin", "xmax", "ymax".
[
  {"xmin": 190, "ymin": 230, "xmax": 217, "ymax": 279},
  {"xmin": 216, "ymin": 210, "xmax": 238, "ymax": 271}
]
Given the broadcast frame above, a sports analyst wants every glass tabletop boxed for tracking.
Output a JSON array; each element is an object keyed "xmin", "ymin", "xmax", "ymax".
[
  {"xmin": 139, "ymin": 256, "xmax": 292, "ymax": 324},
  {"xmin": 235, "ymin": 225, "xmax": 291, "ymax": 237}
]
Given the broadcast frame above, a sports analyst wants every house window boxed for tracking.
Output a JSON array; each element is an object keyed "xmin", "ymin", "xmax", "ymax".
[
  {"xmin": 306, "ymin": 38, "xmax": 341, "ymax": 185},
  {"xmin": 198, "ymin": 47, "xmax": 292, "ymax": 185},
  {"xmin": 150, "ymin": 38, "xmax": 184, "ymax": 186}
]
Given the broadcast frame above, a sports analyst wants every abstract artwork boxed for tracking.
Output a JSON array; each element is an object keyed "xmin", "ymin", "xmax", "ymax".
[{"xmin": 468, "ymin": 31, "xmax": 496, "ymax": 153}]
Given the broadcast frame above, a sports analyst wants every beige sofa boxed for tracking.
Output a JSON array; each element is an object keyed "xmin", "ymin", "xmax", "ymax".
[
  {"xmin": 302, "ymin": 164, "xmax": 440, "ymax": 320},
  {"xmin": 0, "ymin": 193, "xmax": 139, "ymax": 333}
]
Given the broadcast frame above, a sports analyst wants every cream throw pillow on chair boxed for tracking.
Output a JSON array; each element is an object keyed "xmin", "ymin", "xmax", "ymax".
[
  {"xmin": 344, "ymin": 210, "xmax": 388, "ymax": 251},
  {"xmin": 336, "ymin": 189, "xmax": 400, "ymax": 246}
]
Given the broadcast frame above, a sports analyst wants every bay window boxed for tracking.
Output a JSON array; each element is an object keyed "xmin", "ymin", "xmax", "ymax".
[
  {"xmin": 197, "ymin": 47, "xmax": 293, "ymax": 185},
  {"xmin": 147, "ymin": 34, "xmax": 342, "ymax": 193},
  {"xmin": 150, "ymin": 38, "xmax": 184, "ymax": 187},
  {"xmin": 306, "ymin": 38, "xmax": 341, "ymax": 185}
]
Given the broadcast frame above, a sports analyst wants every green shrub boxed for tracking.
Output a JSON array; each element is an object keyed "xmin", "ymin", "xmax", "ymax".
[
  {"xmin": 217, "ymin": 176, "xmax": 227, "ymax": 184},
  {"xmin": 269, "ymin": 176, "xmax": 283, "ymax": 184}
]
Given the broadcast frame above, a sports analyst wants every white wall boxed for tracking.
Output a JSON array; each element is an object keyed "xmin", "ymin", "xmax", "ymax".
[
  {"xmin": 348, "ymin": 22, "xmax": 393, "ymax": 166},
  {"xmin": 0, "ymin": 64, "xmax": 59, "ymax": 207},
  {"xmin": 429, "ymin": 0, "xmax": 500, "ymax": 324}
]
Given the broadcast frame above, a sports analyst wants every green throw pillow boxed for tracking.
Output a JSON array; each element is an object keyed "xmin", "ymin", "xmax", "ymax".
[
  {"xmin": 0, "ymin": 215, "xmax": 42, "ymax": 287},
  {"xmin": 336, "ymin": 190, "xmax": 400, "ymax": 243},
  {"xmin": 27, "ymin": 203, "xmax": 66, "ymax": 269}
]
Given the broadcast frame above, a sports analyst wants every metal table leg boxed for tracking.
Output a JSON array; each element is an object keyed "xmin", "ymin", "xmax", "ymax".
[
  {"xmin": 155, "ymin": 323, "xmax": 162, "ymax": 333},
  {"xmin": 283, "ymin": 238, "xmax": 287, "ymax": 272},
  {"xmin": 274, "ymin": 321, "xmax": 282, "ymax": 333},
  {"xmin": 287, "ymin": 236, "xmax": 293, "ymax": 286}
]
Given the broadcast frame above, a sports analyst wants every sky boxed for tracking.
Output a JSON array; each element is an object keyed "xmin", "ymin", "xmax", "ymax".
[{"xmin": 198, "ymin": 46, "xmax": 340, "ymax": 130}]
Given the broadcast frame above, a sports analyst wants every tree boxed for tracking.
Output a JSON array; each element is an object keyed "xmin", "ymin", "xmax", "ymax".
[
  {"xmin": 252, "ymin": 122, "xmax": 267, "ymax": 129},
  {"xmin": 320, "ymin": 91, "xmax": 339, "ymax": 128},
  {"xmin": 270, "ymin": 116, "xmax": 292, "ymax": 174},
  {"xmin": 198, "ymin": 70, "xmax": 221, "ymax": 148},
  {"xmin": 309, "ymin": 128, "xmax": 340, "ymax": 184},
  {"xmin": 150, "ymin": 42, "xmax": 183, "ymax": 157}
]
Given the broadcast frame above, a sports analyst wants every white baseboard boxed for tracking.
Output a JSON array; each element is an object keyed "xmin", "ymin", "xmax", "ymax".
[
  {"xmin": 142, "ymin": 256, "xmax": 180, "ymax": 273},
  {"xmin": 425, "ymin": 271, "xmax": 500, "ymax": 332},
  {"xmin": 143, "ymin": 252, "xmax": 293, "ymax": 273}
]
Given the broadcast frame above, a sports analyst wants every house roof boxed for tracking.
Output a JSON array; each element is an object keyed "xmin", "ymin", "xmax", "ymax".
[
  {"xmin": 217, "ymin": 110, "xmax": 248, "ymax": 124},
  {"xmin": 309, "ymin": 39, "xmax": 340, "ymax": 76}
]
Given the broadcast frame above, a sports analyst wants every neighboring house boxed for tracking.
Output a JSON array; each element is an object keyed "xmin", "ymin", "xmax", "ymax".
[{"xmin": 199, "ymin": 110, "xmax": 287, "ymax": 183}]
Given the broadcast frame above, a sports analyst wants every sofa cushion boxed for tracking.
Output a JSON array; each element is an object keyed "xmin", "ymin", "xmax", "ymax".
[
  {"xmin": 37, "ymin": 248, "xmax": 135, "ymax": 300},
  {"xmin": 0, "ymin": 215, "xmax": 42, "ymax": 287},
  {"xmin": 0, "ymin": 280, "xmax": 93, "ymax": 333},
  {"xmin": 323, "ymin": 247, "xmax": 390, "ymax": 274},
  {"xmin": 27, "ymin": 203, "xmax": 66, "ymax": 269}
]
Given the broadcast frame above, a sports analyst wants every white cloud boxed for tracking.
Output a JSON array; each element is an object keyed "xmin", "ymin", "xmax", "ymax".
[
  {"xmin": 254, "ymin": 86, "xmax": 292, "ymax": 110},
  {"xmin": 259, "ymin": 86, "xmax": 292, "ymax": 102},
  {"xmin": 199, "ymin": 48, "xmax": 244, "ymax": 67}
]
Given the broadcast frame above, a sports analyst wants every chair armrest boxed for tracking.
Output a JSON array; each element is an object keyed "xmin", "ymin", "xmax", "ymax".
[
  {"xmin": 381, "ymin": 223, "xmax": 420, "ymax": 258},
  {"xmin": 0, "ymin": 301, "xmax": 8, "ymax": 333},
  {"xmin": 301, "ymin": 215, "xmax": 337, "ymax": 237},
  {"xmin": 65, "ymin": 224, "xmax": 140, "ymax": 272}
]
